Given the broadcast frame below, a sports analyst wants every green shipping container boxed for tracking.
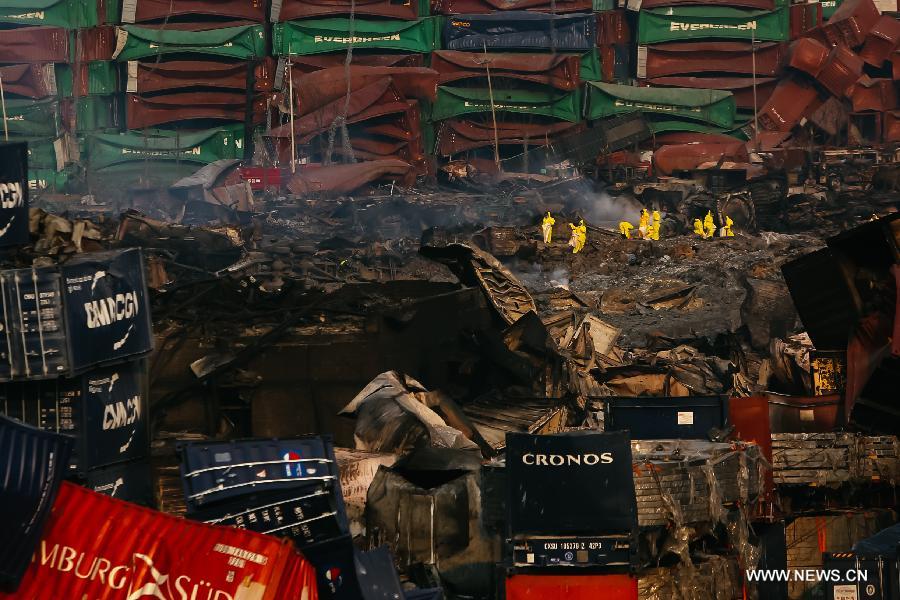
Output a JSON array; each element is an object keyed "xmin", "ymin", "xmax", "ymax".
[
  {"xmin": 593, "ymin": 0, "xmax": 616, "ymax": 9},
  {"xmin": 23, "ymin": 136, "xmax": 75, "ymax": 170},
  {"xmin": 273, "ymin": 17, "xmax": 441, "ymax": 55},
  {"xmin": 431, "ymin": 86, "xmax": 582, "ymax": 122},
  {"xmin": 637, "ymin": 6, "xmax": 789, "ymax": 44},
  {"xmin": 56, "ymin": 62, "xmax": 119, "ymax": 96},
  {"xmin": 86, "ymin": 125, "xmax": 245, "ymax": 171},
  {"xmin": 3, "ymin": 98, "xmax": 61, "ymax": 137},
  {"xmin": 114, "ymin": 24, "xmax": 266, "ymax": 61},
  {"xmin": 70, "ymin": 95, "xmax": 119, "ymax": 132},
  {"xmin": 581, "ymin": 49, "xmax": 601, "ymax": 83},
  {"xmin": 0, "ymin": 0, "xmax": 115, "ymax": 28},
  {"xmin": 585, "ymin": 82, "xmax": 735, "ymax": 128},
  {"xmin": 30, "ymin": 167, "xmax": 76, "ymax": 192},
  {"xmin": 648, "ymin": 118, "xmax": 749, "ymax": 140},
  {"xmin": 821, "ymin": 0, "xmax": 843, "ymax": 20}
]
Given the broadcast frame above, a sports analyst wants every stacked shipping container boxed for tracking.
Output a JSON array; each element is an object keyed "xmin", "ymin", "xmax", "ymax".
[
  {"xmin": 0, "ymin": 0, "xmax": 121, "ymax": 191},
  {"xmin": 0, "ymin": 247, "xmax": 155, "ymax": 503},
  {"xmin": 269, "ymin": 0, "xmax": 439, "ymax": 180}
]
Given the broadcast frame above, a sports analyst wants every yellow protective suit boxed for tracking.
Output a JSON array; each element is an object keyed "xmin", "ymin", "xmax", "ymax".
[{"xmin": 542, "ymin": 212, "xmax": 556, "ymax": 244}]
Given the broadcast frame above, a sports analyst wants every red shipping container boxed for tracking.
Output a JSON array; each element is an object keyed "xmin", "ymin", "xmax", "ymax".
[
  {"xmin": 74, "ymin": 26, "xmax": 117, "ymax": 62},
  {"xmin": 240, "ymin": 167, "xmax": 289, "ymax": 191},
  {"xmin": 789, "ymin": 36, "xmax": 831, "ymax": 76},
  {"xmin": 851, "ymin": 77, "xmax": 898, "ymax": 111},
  {"xmin": 818, "ymin": 45, "xmax": 866, "ymax": 97},
  {"xmin": 0, "ymin": 26, "xmax": 69, "ymax": 63},
  {"xmin": 728, "ymin": 397, "xmax": 775, "ymax": 509},
  {"xmin": 884, "ymin": 110, "xmax": 900, "ymax": 141},
  {"xmin": 859, "ymin": 15, "xmax": 900, "ymax": 67},
  {"xmin": 790, "ymin": 2, "xmax": 823, "ymax": 40},
  {"xmin": 823, "ymin": 0, "xmax": 880, "ymax": 48},
  {"xmin": 2, "ymin": 482, "xmax": 318, "ymax": 600},
  {"xmin": 597, "ymin": 9, "xmax": 630, "ymax": 46},
  {"xmin": 506, "ymin": 574, "xmax": 638, "ymax": 599},
  {"xmin": 758, "ymin": 76, "xmax": 822, "ymax": 131}
]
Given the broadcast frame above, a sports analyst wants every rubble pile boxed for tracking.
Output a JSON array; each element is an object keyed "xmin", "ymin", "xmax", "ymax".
[{"xmin": 3, "ymin": 1, "xmax": 900, "ymax": 594}]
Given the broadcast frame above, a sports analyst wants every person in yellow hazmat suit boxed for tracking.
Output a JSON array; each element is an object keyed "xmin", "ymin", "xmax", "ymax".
[
  {"xmin": 638, "ymin": 209, "xmax": 650, "ymax": 238},
  {"xmin": 618, "ymin": 221, "xmax": 634, "ymax": 239},
  {"xmin": 541, "ymin": 212, "xmax": 555, "ymax": 244},
  {"xmin": 648, "ymin": 210, "xmax": 661, "ymax": 241},
  {"xmin": 721, "ymin": 215, "xmax": 734, "ymax": 237},
  {"xmin": 703, "ymin": 211, "xmax": 716, "ymax": 239},
  {"xmin": 693, "ymin": 218, "xmax": 705, "ymax": 237},
  {"xmin": 569, "ymin": 219, "xmax": 586, "ymax": 253}
]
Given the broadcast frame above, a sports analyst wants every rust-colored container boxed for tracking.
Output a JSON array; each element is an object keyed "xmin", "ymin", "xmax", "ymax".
[
  {"xmin": 823, "ymin": 0, "xmax": 880, "ymax": 48},
  {"xmin": 766, "ymin": 393, "xmax": 843, "ymax": 433},
  {"xmin": 122, "ymin": 0, "xmax": 266, "ymax": 23},
  {"xmin": 74, "ymin": 25, "xmax": 117, "ymax": 61},
  {"xmin": 436, "ymin": 119, "xmax": 582, "ymax": 155},
  {"xmin": 278, "ymin": 0, "xmax": 422, "ymax": 20},
  {"xmin": 790, "ymin": 2, "xmax": 823, "ymax": 40},
  {"xmin": 0, "ymin": 27, "xmax": 69, "ymax": 63},
  {"xmin": 431, "ymin": 50, "xmax": 581, "ymax": 91},
  {"xmin": 288, "ymin": 54, "xmax": 424, "ymax": 76},
  {"xmin": 789, "ymin": 36, "xmax": 831, "ymax": 77},
  {"xmin": 851, "ymin": 77, "xmax": 898, "ymax": 112},
  {"xmin": 818, "ymin": 45, "xmax": 865, "ymax": 98},
  {"xmin": 640, "ymin": 41, "xmax": 786, "ymax": 79},
  {"xmin": 859, "ymin": 15, "xmax": 900, "ymax": 67},
  {"xmin": 0, "ymin": 481, "xmax": 318, "ymax": 600},
  {"xmin": 758, "ymin": 76, "xmax": 822, "ymax": 131},
  {"xmin": 0, "ymin": 64, "xmax": 55, "ymax": 98},
  {"xmin": 127, "ymin": 58, "xmax": 275, "ymax": 94},
  {"xmin": 728, "ymin": 396, "xmax": 775, "ymax": 505},
  {"xmin": 125, "ymin": 92, "xmax": 269, "ymax": 129},
  {"xmin": 597, "ymin": 9, "xmax": 630, "ymax": 46},
  {"xmin": 653, "ymin": 141, "xmax": 750, "ymax": 176},
  {"xmin": 432, "ymin": 0, "xmax": 591, "ymax": 14},
  {"xmin": 884, "ymin": 110, "xmax": 900, "ymax": 141}
]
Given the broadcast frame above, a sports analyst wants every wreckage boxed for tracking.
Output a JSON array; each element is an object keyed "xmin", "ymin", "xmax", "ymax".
[{"xmin": 3, "ymin": 0, "xmax": 900, "ymax": 597}]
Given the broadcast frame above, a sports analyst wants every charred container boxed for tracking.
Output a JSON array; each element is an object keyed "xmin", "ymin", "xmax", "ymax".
[
  {"xmin": 0, "ymin": 247, "xmax": 153, "ymax": 380},
  {"xmin": 180, "ymin": 436, "xmax": 350, "ymax": 550},
  {"xmin": 0, "ymin": 358, "xmax": 149, "ymax": 477},
  {"xmin": 81, "ymin": 459, "xmax": 155, "ymax": 506},
  {"xmin": 505, "ymin": 430, "xmax": 638, "ymax": 573},
  {"xmin": 602, "ymin": 395, "xmax": 729, "ymax": 439}
]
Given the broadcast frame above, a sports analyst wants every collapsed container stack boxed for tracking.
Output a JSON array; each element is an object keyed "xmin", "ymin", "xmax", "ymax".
[
  {"xmin": 83, "ymin": 0, "xmax": 267, "ymax": 195},
  {"xmin": 0, "ymin": 0, "xmax": 121, "ymax": 192},
  {"xmin": 268, "ymin": 0, "xmax": 440, "ymax": 183},
  {"xmin": 0, "ymin": 247, "xmax": 155, "ymax": 503},
  {"xmin": 629, "ymin": 0, "xmax": 819, "ymax": 140},
  {"xmin": 753, "ymin": 0, "xmax": 900, "ymax": 145},
  {"xmin": 177, "ymin": 435, "xmax": 428, "ymax": 600},
  {"xmin": 431, "ymin": 9, "xmax": 596, "ymax": 169}
]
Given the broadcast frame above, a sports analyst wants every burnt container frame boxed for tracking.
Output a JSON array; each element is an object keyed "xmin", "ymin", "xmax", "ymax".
[
  {"xmin": 177, "ymin": 434, "xmax": 349, "ymax": 524},
  {"xmin": 601, "ymin": 395, "xmax": 730, "ymax": 440},
  {"xmin": 0, "ymin": 357, "xmax": 150, "ymax": 477},
  {"xmin": 189, "ymin": 482, "xmax": 349, "ymax": 548}
]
